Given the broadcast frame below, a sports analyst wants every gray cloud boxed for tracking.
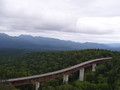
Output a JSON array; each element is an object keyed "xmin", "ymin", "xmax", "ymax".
[{"xmin": 0, "ymin": 0, "xmax": 120, "ymax": 43}]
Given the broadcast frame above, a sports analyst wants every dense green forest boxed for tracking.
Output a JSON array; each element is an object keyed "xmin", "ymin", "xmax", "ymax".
[{"xmin": 0, "ymin": 49, "xmax": 120, "ymax": 90}]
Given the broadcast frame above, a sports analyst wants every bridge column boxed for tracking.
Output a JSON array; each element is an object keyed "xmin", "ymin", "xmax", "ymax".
[
  {"xmin": 35, "ymin": 82, "xmax": 40, "ymax": 90},
  {"xmin": 63, "ymin": 74, "xmax": 69, "ymax": 84},
  {"xmin": 92, "ymin": 64, "xmax": 96, "ymax": 72},
  {"xmin": 79, "ymin": 68, "xmax": 84, "ymax": 81}
]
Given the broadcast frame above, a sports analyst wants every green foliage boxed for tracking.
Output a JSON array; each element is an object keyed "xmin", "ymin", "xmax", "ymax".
[
  {"xmin": 0, "ymin": 83, "xmax": 19, "ymax": 90},
  {"xmin": 85, "ymin": 71, "xmax": 96, "ymax": 83},
  {"xmin": 42, "ymin": 86, "xmax": 55, "ymax": 90}
]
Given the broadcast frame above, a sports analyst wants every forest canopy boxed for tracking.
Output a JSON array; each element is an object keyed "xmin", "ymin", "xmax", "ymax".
[{"xmin": 0, "ymin": 49, "xmax": 120, "ymax": 90}]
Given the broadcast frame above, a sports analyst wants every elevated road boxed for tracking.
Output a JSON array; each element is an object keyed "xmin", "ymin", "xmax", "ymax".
[{"xmin": 2, "ymin": 57, "xmax": 112, "ymax": 86}]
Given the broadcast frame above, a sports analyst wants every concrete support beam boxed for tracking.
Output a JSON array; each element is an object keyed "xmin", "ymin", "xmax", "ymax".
[
  {"xmin": 63, "ymin": 74, "xmax": 69, "ymax": 84},
  {"xmin": 92, "ymin": 64, "xmax": 96, "ymax": 72},
  {"xmin": 79, "ymin": 68, "xmax": 84, "ymax": 81},
  {"xmin": 35, "ymin": 82, "xmax": 40, "ymax": 90}
]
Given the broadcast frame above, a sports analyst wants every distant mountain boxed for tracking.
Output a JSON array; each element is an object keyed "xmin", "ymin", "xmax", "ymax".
[
  {"xmin": 107, "ymin": 43, "xmax": 120, "ymax": 47},
  {"xmin": 0, "ymin": 33, "xmax": 119, "ymax": 54}
]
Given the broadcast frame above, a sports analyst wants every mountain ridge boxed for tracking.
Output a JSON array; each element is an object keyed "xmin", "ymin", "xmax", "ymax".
[{"xmin": 0, "ymin": 33, "xmax": 119, "ymax": 53}]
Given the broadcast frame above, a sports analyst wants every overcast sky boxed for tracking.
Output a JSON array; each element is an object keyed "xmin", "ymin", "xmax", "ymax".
[{"xmin": 0, "ymin": 0, "xmax": 120, "ymax": 43}]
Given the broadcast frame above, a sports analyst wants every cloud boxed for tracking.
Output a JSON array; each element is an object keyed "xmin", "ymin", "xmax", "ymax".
[{"xmin": 0, "ymin": 0, "xmax": 120, "ymax": 43}]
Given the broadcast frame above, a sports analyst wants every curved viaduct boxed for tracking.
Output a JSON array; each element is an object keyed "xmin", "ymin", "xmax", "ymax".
[{"xmin": 2, "ymin": 57, "xmax": 112, "ymax": 90}]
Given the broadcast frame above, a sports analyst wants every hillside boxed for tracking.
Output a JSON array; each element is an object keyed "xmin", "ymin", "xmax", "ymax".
[{"xmin": 0, "ymin": 49, "xmax": 120, "ymax": 90}]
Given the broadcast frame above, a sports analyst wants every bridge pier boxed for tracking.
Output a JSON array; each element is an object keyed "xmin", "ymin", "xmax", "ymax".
[
  {"xmin": 79, "ymin": 68, "xmax": 84, "ymax": 81},
  {"xmin": 92, "ymin": 64, "xmax": 96, "ymax": 72},
  {"xmin": 63, "ymin": 74, "xmax": 69, "ymax": 84},
  {"xmin": 35, "ymin": 82, "xmax": 40, "ymax": 90}
]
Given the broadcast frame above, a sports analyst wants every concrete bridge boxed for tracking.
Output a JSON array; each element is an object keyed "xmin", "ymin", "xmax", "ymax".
[{"xmin": 2, "ymin": 57, "xmax": 112, "ymax": 90}]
